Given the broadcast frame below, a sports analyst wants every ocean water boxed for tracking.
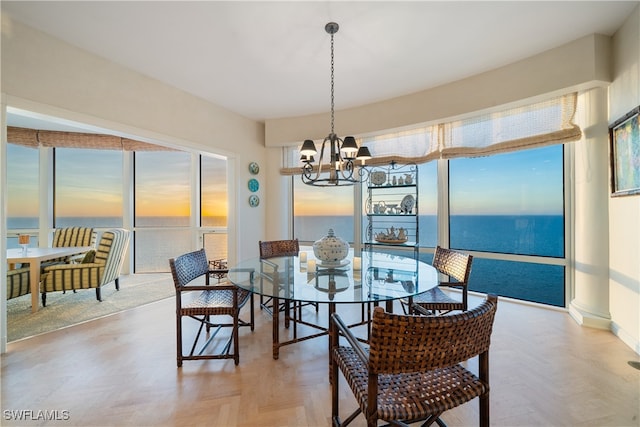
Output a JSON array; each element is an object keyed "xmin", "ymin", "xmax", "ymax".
[
  {"xmin": 8, "ymin": 214, "xmax": 565, "ymax": 306},
  {"xmin": 295, "ymin": 214, "xmax": 565, "ymax": 307}
]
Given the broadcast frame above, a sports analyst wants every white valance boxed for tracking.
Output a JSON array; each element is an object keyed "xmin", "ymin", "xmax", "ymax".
[{"xmin": 281, "ymin": 93, "xmax": 581, "ymax": 175}]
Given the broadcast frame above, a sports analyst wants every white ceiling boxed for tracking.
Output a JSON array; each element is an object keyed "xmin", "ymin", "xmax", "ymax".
[{"xmin": 2, "ymin": 1, "xmax": 638, "ymax": 129}]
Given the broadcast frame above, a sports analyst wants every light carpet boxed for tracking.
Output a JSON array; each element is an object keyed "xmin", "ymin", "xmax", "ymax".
[{"xmin": 6, "ymin": 273, "xmax": 174, "ymax": 342}]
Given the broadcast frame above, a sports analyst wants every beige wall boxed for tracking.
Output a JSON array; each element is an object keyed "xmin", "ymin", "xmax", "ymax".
[
  {"xmin": 1, "ymin": 18, "xmax": 266, "ymax": 263},
  {"xmin": 265, "ymin": 33, "xmax": 611, "ymax": 147},
  {"xmin": 608, "ymin": 5, "xmax": 640, "ymax": 354}
]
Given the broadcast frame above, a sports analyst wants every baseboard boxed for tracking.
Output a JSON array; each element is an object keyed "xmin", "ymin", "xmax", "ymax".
[
  {"xmin": 569, "ymin": 303, "xmax": 612, "ymax": 330},
  {"xmin": 611, "ymin": 321, "xmax": 640, "ymax": 356}
]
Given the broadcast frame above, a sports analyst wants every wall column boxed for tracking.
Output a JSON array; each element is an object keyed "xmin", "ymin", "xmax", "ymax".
[{"xmin": 570, "ymin": 87, "xmax": 611, "ymax": 329}]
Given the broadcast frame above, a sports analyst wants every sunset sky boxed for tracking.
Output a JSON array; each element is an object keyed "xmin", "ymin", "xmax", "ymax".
[{"xmin": 8, "ymin": 143, "xmax": 561, "ymax": 219}]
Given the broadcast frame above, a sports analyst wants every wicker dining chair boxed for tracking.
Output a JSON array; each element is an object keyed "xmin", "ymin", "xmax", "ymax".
[
  {"xmin": 331, "ymin": 294, "xmax": 498, "ymax": 427},
  {"xmin": 409, "ymin": 245, "xmax": 473, "ymax": 315},
  {"xmin": 169, "ymin": 248, "xmax": 254, "ymax": 367},
  {"xmin": 258, "ymin": 239, "xmax": 309, "ymax": 315}
]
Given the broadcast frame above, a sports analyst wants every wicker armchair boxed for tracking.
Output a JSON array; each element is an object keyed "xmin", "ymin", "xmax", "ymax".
[
  {"xmin": 331, "ymin": 294, "xmax": 498, "ymax": 427},
  {"xmin": 7, "ymin": 267, "xmax": 30, "ymax": 300},
  {"xmin": 169, "ymin": 248, "xmax": 254, "ymax": 367},
  {"xmin": 40, "ymin": 229, "xmax": 130, "ymax": 306},
  {"xmin": 410, "ymin": 245, "xmax": 473, "ymax": 315}
]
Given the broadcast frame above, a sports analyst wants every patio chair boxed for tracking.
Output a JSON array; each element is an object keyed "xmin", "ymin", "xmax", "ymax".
[
  {"xmin": 7, "ymin": 267, "xmax": 30, "ymax": 300},
  {"xmin": 40, "ymin": 229, "xmax": 130, "ymax": 306},
  {"xmin": 331, "ymin": 294, "xmax": 498, "ymax": 427},
  {"xmin": 169, "ymin": 248, "xmax": 254, "ymax": 367},
  {"xmin": 42, "ymin": 226, "xmax": 97, "ymax": 267},
  {"xmin": 409, "ymin": 245, "xmax": 473, "ymax": 315}
]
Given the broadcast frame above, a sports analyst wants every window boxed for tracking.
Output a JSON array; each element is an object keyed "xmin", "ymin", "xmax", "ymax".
[
  {"xmin": 201, "ymin": 155, "xmax": 228, "ymax": 261},
  {"xmin": 135, "ymin": 151, "xmax": 191, "ymax": 227},
  {"xmin": 6, "ymin": 143, "xmax": 39, "ymax": 248},
  {"xmin": 293, "ymin": 175, "xmax": 355, "ymax": 243},
  {"xmin": 201, "ymin": 156, "xmax": 228, "ymax": 227},
  {"xmin": 449, "ymin": 145, "xmax": 565, "ymax": 306},
  {"xmin": 54, "ymin": 148, "xmax": 123, "ymax": 228},
  {"xmin": 134, "ymin": 151, "xmax": 192, "ymax": 272},
  {"xmin": 418, "ymin": 161, "xmax": 438, "ymax": 249},
  {"xmin": 449, "ymin": 145, "xmax": 564, "ymax": 257}
]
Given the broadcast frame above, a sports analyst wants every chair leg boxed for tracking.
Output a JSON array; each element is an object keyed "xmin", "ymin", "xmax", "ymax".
[
  {"xmin": 176, "ymin": 313, "xmax": 183, "ymax": 367},
  {"xmin": 250, "ymin": 294, "xmax": 255, "ymax": 331},
  {"xmin": 95, "ymin": 288, "xmax": 102, "ymax": 302},
  {"xmin": 41, "ymin": 292, "xmax": 47, "ymax": 307},
  {"xmin": 233, "ymin": 311, "xmax": 240, "ymax": 366},
  {"xmin": 331, "ymin": 355, "xmax": 340, "ymax": 424},
  {"xmin": 480, "ymin": 392, "xmax": 489, "ymax": 427},
  {"xmin": 115, "ymin": 277, "xmax": 120, "ymax": 290}
]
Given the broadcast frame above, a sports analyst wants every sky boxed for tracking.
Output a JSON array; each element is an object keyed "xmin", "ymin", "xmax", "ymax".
[
  {"xmin": 7, "ymin": 146, "xmax": 228, "ymax": 219},
  {"xmin": 8, "ymin": 143, "xmax": 563, "ymax": 219},
  {"xmin": 294, "ymin": 144, "xmax": 563, "ymax": 216}
]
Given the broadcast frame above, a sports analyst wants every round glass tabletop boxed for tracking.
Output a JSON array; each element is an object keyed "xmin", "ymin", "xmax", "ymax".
[{"xmin": 227, "ymin": 250, "xmax": 437, "ymax": 305}]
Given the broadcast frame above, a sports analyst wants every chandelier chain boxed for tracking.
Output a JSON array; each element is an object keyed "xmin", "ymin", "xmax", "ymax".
[{"xmin": 330, "ymin": 31, "xmax": 335, "ymax": 135}]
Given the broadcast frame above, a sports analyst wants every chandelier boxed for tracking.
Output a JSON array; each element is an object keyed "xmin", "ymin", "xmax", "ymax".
[{"xmin": 300, "ymin": 22, "xmax": 372, "ymax": 187}]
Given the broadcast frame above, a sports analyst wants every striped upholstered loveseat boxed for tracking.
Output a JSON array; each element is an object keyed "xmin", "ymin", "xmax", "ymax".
[
  {"xmin": 7, "ymin": 267, "xmax": 30, "ymax": 300},
  {"xmin": 40, "ymin": 229, "xmax": 130, "ymax": 306}
]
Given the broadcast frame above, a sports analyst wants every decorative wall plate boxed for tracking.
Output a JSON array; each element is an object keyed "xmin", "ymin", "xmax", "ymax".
[
  {"xmin": 248, "ymin": 178, "xmax": 259, "ymax": 192},
  {"xmin": 248, "ymin": 162, "xmax": 260, "ymax": 175},
  {"xmin": 249, "ymin": 195, "xmax": 260, "ymax": 207}
]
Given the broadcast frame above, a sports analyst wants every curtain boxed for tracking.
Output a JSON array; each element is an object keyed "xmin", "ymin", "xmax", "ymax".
[{"xmin": 281, "ymin": 92, "xmax": 581, "ymax": 174}]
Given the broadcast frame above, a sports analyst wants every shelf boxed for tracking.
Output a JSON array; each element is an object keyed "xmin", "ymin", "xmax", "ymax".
[
  {"xmin": 365, "ymin": 241, "xmax": 418, "ymax": 247},
  {"xmin": 368, "ymin": 184, "xmax": 416, "ymax": 190},
  {"xmin": 365, "ymin": 163, "xmax": 419, "ymax": 255},
  {"xmin": 367, "ymin": 214, "xmax": 416, "ymax": 217}
]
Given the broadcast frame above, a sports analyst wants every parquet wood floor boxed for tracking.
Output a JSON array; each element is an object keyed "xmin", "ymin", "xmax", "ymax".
[{"xmin": 1, "ymin": 277, "xmax": 639, "ymax": 426}]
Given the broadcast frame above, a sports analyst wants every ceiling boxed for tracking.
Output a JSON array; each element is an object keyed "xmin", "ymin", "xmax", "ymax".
[{"xmin": 2, "ymin": 1, "xmax": 638, "ymax": 131}]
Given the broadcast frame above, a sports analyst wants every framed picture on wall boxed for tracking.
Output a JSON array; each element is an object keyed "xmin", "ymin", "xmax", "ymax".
[{"xmin": 610, "ymin": 106, "xmax": 640, "ymax": 197}]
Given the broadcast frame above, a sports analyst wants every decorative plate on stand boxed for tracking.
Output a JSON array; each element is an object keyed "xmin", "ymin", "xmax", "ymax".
[
  {"xmin": 400, "ymin": 195, "xmax": 415, "ymax": 214},
  {"xmin": 317, "ymin": 259, "xmax": 351, "ymax": 270}
]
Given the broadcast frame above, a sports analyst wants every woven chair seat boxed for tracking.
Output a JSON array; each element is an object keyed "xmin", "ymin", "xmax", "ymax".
[
  {"xmin": 181, "ymin": 287, "xmax": 251, "ymax": 317},
  {"xmin": 334, "ymin": 346, "xmax": 486, "ymax": 422},
  {"xmin": 413, "ymin": 287, "xmax": 465, "ymax": 311}
]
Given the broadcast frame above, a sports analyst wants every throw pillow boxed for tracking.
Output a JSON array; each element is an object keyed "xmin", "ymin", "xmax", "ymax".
[{"xmin": 81, "ymin": 250, "xmax": 96, "ymax": 264}]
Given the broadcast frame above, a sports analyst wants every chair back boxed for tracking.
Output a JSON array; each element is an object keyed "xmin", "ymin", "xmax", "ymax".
[
  {"xmin": 169, "ymin": 248, "xmax": 209, "ymax": 289},
  {"xmin": 53, "ymin": 227, "xmax": 96, "ymax": 248},
  {"xmin": 368, "ymin": 295, "xmax": 497, "ymax": 375},
  {"xmin": 259, "ymin": 239, "xmax": 299, "ymax": 259},
  {"xmin": 97, "ymin": 229, "xmax": 130, "ymax": 286},
  {"xmin": 433, "ymin": 245, "xmax": 473, "ymax": 284}
]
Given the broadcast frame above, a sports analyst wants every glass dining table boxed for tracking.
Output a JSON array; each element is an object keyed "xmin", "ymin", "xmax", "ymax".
[{"xmin": 227, "ymin": 250, "xmax": 438, "ymax": 362}]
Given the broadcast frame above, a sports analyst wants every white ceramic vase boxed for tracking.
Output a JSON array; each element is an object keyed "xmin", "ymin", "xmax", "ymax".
[{"xmin": 313, "ymin": 228, "xmax": 349, "ymax": 264}]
